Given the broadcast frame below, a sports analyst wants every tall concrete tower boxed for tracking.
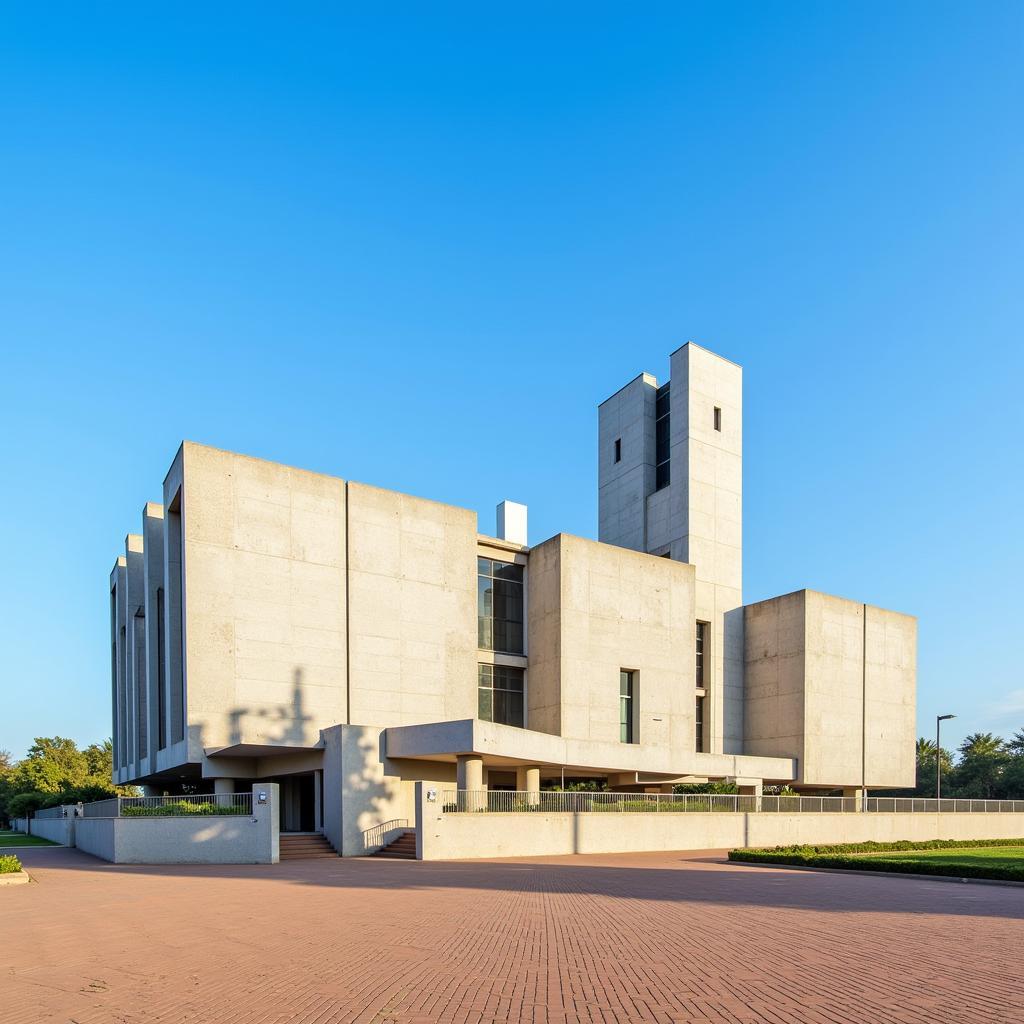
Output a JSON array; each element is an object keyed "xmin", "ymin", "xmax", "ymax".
[{"xmin": 598, "ymin": 343, "xmax": 743, "ymax": 754}]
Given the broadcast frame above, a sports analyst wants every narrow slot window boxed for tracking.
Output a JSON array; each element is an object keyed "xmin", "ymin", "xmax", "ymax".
[
  {"xmin": 714, "ymin": 406, "xmax": 722, "ymax": 432},
  {"xmin": 614, "ymin": 438, "xmax": 621, "ymax": 463}
]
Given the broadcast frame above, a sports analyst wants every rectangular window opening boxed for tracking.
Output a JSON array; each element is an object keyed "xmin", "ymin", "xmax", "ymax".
[
  {"xmin": 714, "ymin": 406, "xmax": 722, "ymax": 432},
  {"xmin": 619, "ymin": 669, "xmax": 637, "ymax": 744},
  {"xmin": 655, "ymin": 382, "xmax": 671, "ymax": 490},
  {"xmin": 477, "ymin": 557, "xmax": 524, "ymax": 655},
  {"xmin": 478, "ymin": 664, "xmax": 525, "ymax": 727},
  {"xmin": 695, "ymin": 621, "xmax": 708, "ymax": 690},
  {"xmin": 613, "ymin": 438, "xmax": 621, "ymax": 463},
  {"xmin": 695, "ymin": 695, "xmax": 705, "ymax": 753}
]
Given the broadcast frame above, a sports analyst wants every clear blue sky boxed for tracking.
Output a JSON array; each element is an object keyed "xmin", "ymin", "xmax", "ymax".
[{"xmin": 2, "ymin": 4, "xmax": 1021, "ymax": 760}]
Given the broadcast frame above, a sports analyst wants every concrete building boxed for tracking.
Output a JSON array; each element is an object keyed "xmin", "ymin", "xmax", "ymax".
[{"xmin": 108, "ymin": 342, "xmax": 916, "ymax": 854}]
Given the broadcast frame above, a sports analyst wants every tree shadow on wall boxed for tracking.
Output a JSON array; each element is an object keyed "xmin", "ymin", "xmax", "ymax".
[{"xmin": 227, "ymin": 668, "xmax": 314, "ymax": 747}]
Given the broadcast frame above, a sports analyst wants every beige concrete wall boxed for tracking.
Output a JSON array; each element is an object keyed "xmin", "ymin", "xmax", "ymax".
[
  {"xmin": 527, "ymin": 534, "xmax": 696, "ymax": 754},
  {"xmin": 669, "ymin": 343, "xmax": 744, "ymax": 755},
  {"xmin": 744, "ymin": 590, "xmax": 916, "ymax": 789},
  {"xmin": 346, "ymin": 483, "xmax": 477, "ymax": 728},
  {"xmin": 597, "ymin": 373, "xmax": 658, "ymax": 551},
  {"xmin": 418, "ymin": 803, "xmax": 1024, "ymax": 861},
  {"xmin": 322, "ymin": 724, "xmax": 455, "ymax": 856},
  {"xmin": 179, "ymin": 443, "xmax": 348, "ymax": 753},
  {"xmin": 74, "ymin": 786, "xmax": 278, "ymax": 864}
]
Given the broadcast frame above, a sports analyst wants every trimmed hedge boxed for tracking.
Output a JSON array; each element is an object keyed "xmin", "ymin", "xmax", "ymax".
[
  {"xmin": 0, "ymin": 854, "xmax": 22, "ymax": 874},
  {"xmin": 729, "ymin": 838, "xmax": 1024, "ymax": 882},
  {"xmin": 121, "ymin": 801, "xmax": 249, "ymax": 817}
]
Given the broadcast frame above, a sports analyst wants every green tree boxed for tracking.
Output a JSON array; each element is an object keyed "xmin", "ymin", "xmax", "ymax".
[
  {"xmin": 912, "ymin": 737, "xmax": 954, "ymax": 797},
  {"xmin": 951, "ymin": 732, "xmax": 1009, "ymax": 799},
  {"xmin": 83, "ymin": 739, "xmax": 114, "ymax": 780}
]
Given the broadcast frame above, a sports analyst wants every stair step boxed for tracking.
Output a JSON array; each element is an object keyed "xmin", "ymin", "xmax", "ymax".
[{"xmin": 278, "ymin": 833, "xmax": 337, "ymax": 859}]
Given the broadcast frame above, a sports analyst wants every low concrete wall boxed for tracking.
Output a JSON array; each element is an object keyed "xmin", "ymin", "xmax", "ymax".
[
  {"xmin": 28, "ymin": 813, "xmax": 75, "ymax": 846},
  {"xmin": 415, "ymin": 787, "xmax": 1024, "ymax": 860},
  {"xmin": 75, "ymin": 786, "xmax": 279, "ymax": 865},
  {"xmin": 75, "ymin": 818, "xmax": 117, "ymax": 862}
]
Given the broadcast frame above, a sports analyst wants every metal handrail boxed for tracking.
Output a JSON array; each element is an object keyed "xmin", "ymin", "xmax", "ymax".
[
  {"xmin": 80, "ymin": 793, "xmax": 253, "ymax": 818},
  {"xmin": 361, "ymin": 818, "xmax": 410, "ymax": 853},
  {"xmin": 440, "ymin": 790, "xmax": 1024, "ymax": 814},
  {"xmin": 33, "ymin": 805, "xmax": 67, "ymax": 819}
]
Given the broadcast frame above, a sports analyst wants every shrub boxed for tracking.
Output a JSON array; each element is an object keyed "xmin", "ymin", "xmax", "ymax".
[
  {"xmin": 0, "ymin": 854, "xmax": 22, "ymax": 874},
  {"xmin": 120, "ymin": 800, "xmax": 248, "ymax": 817},
  {"xmin": 118, "ymin": 798, "xmax": 247, "ymax": 815}
]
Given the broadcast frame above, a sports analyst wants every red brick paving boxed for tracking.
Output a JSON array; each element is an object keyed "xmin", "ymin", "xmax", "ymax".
[{"xmin": 3, "ymin": 846, "xmax": 1023, "ymax": 1023}]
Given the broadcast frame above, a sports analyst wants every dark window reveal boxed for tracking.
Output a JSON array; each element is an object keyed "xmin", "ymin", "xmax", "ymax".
[
  {"xmin": 655, "ymin": 383, "xmax": 670, "ymax": 490},
  {"xmin": 477, "ymin": 557, "xmax": 524, "ymax": 654},
  {"xmin": 478, "ymin": 664, "xmax": 525, "ymax": 727}
]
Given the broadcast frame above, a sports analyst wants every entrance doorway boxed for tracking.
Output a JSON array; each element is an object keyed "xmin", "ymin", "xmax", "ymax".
[{"xmin": 278, "ymin": 774, "xmax": 316, "ymax": 832}]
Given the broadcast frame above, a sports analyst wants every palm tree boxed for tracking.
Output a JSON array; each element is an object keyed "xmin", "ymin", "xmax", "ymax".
[
  {"xmin": 1007, "ymin": 729, "xmax": 1024, "ymax": 757},
  {"xmin": 954, "ymin": 733, "xmax": 1009, "ymax": 798},
  {"xmin": 958, "ymin": 733, "xmax": 1005, "ymax": 758}
]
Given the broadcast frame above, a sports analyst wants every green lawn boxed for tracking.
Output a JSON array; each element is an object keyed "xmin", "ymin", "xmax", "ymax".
[
  {"xmin": 0, "ymin": 831, "xmax": 58, "ymax": 848},
  {"xmin": 729, "ymin": 838, "xmax": 1024, "ymax": 882},
  {"xmin": 868, "ymin": 846, "xmax": 1024, "ymax": 872}
]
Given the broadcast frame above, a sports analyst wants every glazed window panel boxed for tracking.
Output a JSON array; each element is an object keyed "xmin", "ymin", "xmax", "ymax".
[{"xmin": 477, "ymin": 558, "xmax": 524, "ymax": 655}]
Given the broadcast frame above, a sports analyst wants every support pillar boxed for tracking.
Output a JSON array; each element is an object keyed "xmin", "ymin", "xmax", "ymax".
[
  {"xmin": 213, "ymin": 778, "xmax": 234, "ymax": 796},
  {"xmin": 735, "ymin": 778, "xmax": 763, "ymax": 812},
  {"xmin": 516, "ymin": 766, "xmax": 541, "ymax": 806},
  {"xmin": 843, "ymin": 787, "xmax": 867, "ymax": 810},
  {"xmin": 314, "ymin": 770, "xmax": 323, "ymax": 833},
  {"xmin": 457, "ymin": 755, "xmax": 484, "ymax": 792}
]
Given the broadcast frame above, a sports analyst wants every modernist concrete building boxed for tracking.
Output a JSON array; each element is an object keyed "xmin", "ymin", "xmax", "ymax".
[{"xmin": 108, "ymin": 343, "xmax": 916, "ymax": 854}]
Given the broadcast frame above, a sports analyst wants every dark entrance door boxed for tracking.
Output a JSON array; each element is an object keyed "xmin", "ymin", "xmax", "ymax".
[{"xmin": 280, "ymin": 774, "xmax": 316, "ymax": 832}]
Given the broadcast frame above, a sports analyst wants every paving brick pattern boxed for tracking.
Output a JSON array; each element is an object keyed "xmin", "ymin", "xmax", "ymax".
[{"xmin": 4, "ymin": 847, "xmax": 1023, "ymax": 1023}]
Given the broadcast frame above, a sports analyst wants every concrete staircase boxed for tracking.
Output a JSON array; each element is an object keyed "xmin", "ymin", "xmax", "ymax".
[
  {"xmin": 373, "ymin": 830, "xmax": 417, "ymax": 860},
  {"xmin": 279, "ymin": 833, "xmax": 337, "ymax": 860}
]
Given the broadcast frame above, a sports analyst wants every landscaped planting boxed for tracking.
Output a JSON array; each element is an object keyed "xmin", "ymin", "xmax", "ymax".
[
  {"xmin": 729, "ymin": 838, "xmax": 1024, "ymax": 881},
  {"xmin": 0, "ymin": 854, "xmax": 22, "ymax": 873},
  {"xmin": 120, "ymin": 800, "xmax": 249, "ymax": 817}
]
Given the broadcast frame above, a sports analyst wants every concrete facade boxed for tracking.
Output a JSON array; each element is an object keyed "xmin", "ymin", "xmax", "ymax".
[
  {"xmin": 106, "ymin": 341, "xmax": 917, "ymax": 857},
  {"xmin": 744, "ymin": 590, "xmax": 917, "ymax": 788}
]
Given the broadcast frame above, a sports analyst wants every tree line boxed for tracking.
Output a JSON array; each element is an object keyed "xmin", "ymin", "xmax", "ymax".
[
  {"xmin": 0, "ymin": 737, "xmax": 137, "ymax": 822},
  {"xmin": 898, "ymin": 730, "xmax": 1024, "ymax": 799}
]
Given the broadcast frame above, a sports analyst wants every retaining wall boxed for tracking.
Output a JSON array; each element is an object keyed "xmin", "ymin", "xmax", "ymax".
[
  {"xmin": 415, "ymin": 786, "xmax": 1024, "ymax": 860},
  {"xmin": 27, "ymin": 812, "xmax": 75, "ymax": 846},
  {"xmin": 74, "ymin": 785, "xmax": 279, "ymax": 865}
]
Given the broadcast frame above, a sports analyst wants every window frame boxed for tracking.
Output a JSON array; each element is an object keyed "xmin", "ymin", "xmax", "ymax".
[
  {"xmin": 477, "ymin": 663, "xmax": 526, "ymax": 728},
  {"xmin": 619, "ymin": 669, "xmax": 637, "ymax": 744},
  {"xmin": 477, "ymin": 557, "xmax": 525, "ymax": 656}
]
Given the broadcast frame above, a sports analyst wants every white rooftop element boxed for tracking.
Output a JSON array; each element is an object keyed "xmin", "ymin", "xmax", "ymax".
[{"xmin": 496, "ymin": 500, "xmax": 528, "ymax": 546}]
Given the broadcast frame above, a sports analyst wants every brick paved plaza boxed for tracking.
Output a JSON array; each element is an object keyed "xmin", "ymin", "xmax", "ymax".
[{"xmin": 4, "ymin": 846, "xmax": 1023, "ymax": 1024}]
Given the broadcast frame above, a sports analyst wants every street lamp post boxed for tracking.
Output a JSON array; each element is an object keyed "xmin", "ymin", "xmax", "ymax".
[{"xmin": 936, "ymin": 714, "xmax": 955, "ymax": 801}]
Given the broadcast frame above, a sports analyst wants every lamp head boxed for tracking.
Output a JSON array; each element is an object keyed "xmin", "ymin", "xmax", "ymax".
[{"xmin": 937, "ymin": 714, "xmax": 956, "ymax": 722}]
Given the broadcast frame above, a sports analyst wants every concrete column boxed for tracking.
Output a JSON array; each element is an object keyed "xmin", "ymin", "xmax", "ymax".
[
  {"xmin": 515, "ymin": 766, "xmax": 541, "ymax": 805},
  {"xmin": 736, "ymin": 779, "xmax": 763, "ymax": 812},
  {"xmin": 213, "ymin": 778, "xmax": 234, "ymax": 795},
  {"xmin": 843, "ymin": 787, "xmax": 867, "ymax": 810},
  {"xmin": 457, "ymin": 755, "xmax": 484, "ymax": 791},
  {"xmin": 314, "ymin": 770, "xmax": 323, "ymax": 832}
]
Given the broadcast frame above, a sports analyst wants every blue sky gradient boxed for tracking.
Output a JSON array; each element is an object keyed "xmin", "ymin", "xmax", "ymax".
[{"xmin": 2, "ymin": 3, "xmax": 1022, "ymax": 758}]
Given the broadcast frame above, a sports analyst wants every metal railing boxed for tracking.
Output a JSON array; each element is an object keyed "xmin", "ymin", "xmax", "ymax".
[
  {"xmin": 361, "ymin": 818, "xmax": 410, "ymax": 853},
  {"xmin": 33, "ymin": 805, "xmax": 67, "ymax": 819},
  {"xmin": 441, "ymin": 790, "xmax": 1024, "ymax": 814},
  {"xmin": 80, "ymin": 793, "xmax": 253, "ymax": 818}
]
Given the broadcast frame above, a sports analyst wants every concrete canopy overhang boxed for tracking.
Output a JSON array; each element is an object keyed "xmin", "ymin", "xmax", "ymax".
[
  {"xmin": 202, "ymin": 742, "xmax": 325, "ymax": 780},
  {"xmin": 384, "ymin": 719, "xmax": 796, "ymax": 783},
  {"xmin": 204, "ymin": 742, "xmax": 323, "ymax": 759}
]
